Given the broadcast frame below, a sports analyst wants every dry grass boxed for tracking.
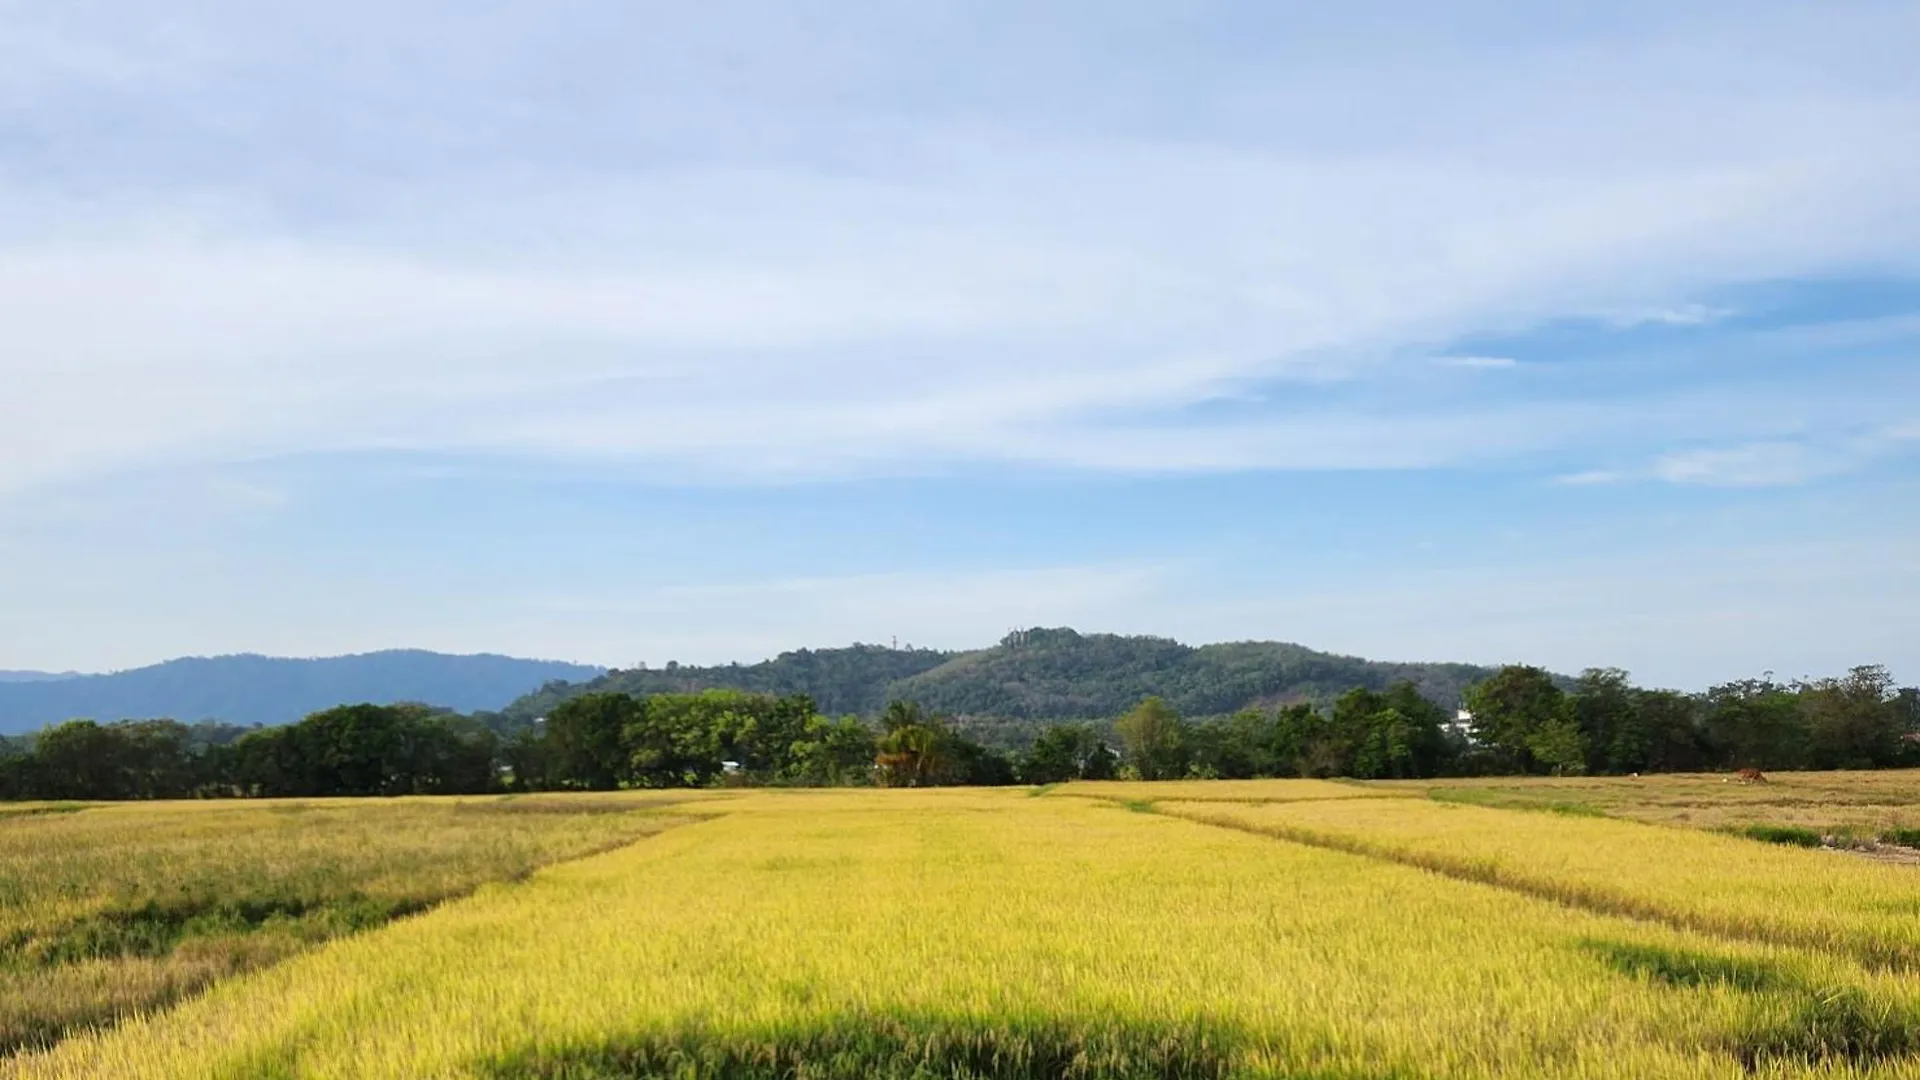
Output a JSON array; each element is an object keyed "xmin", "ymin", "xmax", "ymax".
[{"xmin": 1395, "ymin": 770, "xmax": 1920, "ymax": 836}]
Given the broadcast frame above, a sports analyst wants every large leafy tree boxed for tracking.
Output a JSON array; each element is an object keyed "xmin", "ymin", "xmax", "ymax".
[
  {"xmin": 1799, "ymin": 665, "xmax": 1903, "ymax": 769},
  {"xmin": 1701, "ymin": 677, "xmax": 1807, "ymax": 770},
  {"xmin": 782, "ymin": 715, "xmax": 877, "ymax": 786},
  {"xmin": 1465, "ymin": 666, "xmax": 1567, "ymax": 773},
  {"xmin": 1325, "ymin": 682, "xmax": 1453, "ymax": 779},
  {"xmin": 1115, "ymin": 696, "xmax": 1188, "ymax": 780},
  {"xmin": 1632, "ymin": 689, "xmax": 1707, "ymax": 773},
  {"xmin": 1572, "ymin": 668, "xmax": 1640, "ymax": 774},
  {"xmin": 1020, "ymin": 723, "xmax": 1119, "ymax": 784},
  {"xmin": 544, "ymin": 692, "xmax": 641, "ymax": 790}
]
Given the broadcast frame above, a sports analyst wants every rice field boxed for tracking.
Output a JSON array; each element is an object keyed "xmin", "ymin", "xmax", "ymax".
[
  {"xmin": 1394, "ymin": 772, "xmax": 1920, "ymax": 838},
  {"xmin": 0, "ymin": 793, "xmax": 710, "ymax": 1056},
  {"xmin": 8, "ymin": 776, "xmax": 1920, "ymax": 1077}
]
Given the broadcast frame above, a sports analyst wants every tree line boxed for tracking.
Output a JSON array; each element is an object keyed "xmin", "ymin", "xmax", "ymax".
[
  {"xmin": 0, "ymin": 691, "xmax": 1014, "ymax": 799},
  {"xmin": 0, "ymin": 664, "xmax": 1913, "ymax": 800},
  {"xmin": 1066, "ymin": 664, "xmax": 1918, "ymax": 782}
]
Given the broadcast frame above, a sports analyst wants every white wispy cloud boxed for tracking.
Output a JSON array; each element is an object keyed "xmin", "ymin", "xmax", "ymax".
[
  {"xmin": 1651, "ymin": 442, "xmax": 1838, "ymax": 487},
  {"xmin": 1553, "ymin": 469, "xmax": 1625, "ymax": 486},
  {"xmin": 1597, "ymin": 303, "xmax": 1737, "ymax": 328},
  {"xmin": 1, "ymin": 1, "xmax": 1918, "ymax": 497},
  {"xmin": 1435, "ymin": 355, "xmax": 1521, "ymax": 369},
  {"xmin": 1557, "ymin": 425, "xmax": 1920, "ymax": 489}
]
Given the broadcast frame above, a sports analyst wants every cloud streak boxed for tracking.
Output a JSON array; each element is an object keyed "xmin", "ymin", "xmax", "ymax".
[
  {"xmin": 1555, "ymin": 426, "xmax": 1920, "ymax": 489},
  {"xmin": 1, "ymin": 3, "xmax": 1919, "ymax": 496}
]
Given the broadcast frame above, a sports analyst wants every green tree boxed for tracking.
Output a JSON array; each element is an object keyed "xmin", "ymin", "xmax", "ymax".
[
  {"xmin": 782, "ymin": 715, "xmax": 876, "ymax": 786},
  {"xmin": 874, "ymin": 700, "xmax": 948, "ymax": 787},
  {"xmin": 1186, "ymin": 708, "xmax": 1277, "ymax": 779},
  {"xmin": 1269, "ymin": 703, "xmax": 1336, "ymax": 777},
  {"xmin": 945, "ymin": 734, "xmax": 1018, "ymax": 786},
  {"xmin": 1633, "ymin": 689, "xmax": 1706, "ymax": 773},
  {"xmin": 1114, "ymin": 696, "xmax": 1187, "ymax": 780},
  {"xmin": 623, "ymin": 694, "xmax": 722, "ymax": 788},
  {"xmin": 1701, "ymin": 677, "xmax": 1807, "ymax": 770},
  {"xmin": 1799, "ymin": 665, "xmax": 1902, "ymax": 769},
  {"xmin": 545, "ymin": 692, "xmax": 641, "ymax": 790},
  {"xmin": 1466, "ymin": 666, "xmax": 1567, "ymax": 773},
  {"xmin": 1571, "ymin": 668, "xmax": 1641, "ymax": 774},
  {"xmin": 30, "ymin": 721, "xmax": 132, "ymax": 799},
  {"xmin": 1525, "ymin": 718, "xmax": 1590, "ymax": 775},
  {"xmin": 1326, "ymin": 683, "xmax": 1451, "ymax": 779},
  {"xmin": 1020, "ymin": 723, "xmax": 1118, "ymax": 784}
]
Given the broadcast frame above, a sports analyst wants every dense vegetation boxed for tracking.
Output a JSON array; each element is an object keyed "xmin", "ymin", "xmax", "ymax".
[
  {"xmin": 1, "ymin": 662, "xmax": 1914, "ymax": 800},
  {"xmin": 504, "ymin": 645, "xmax": 952, "ymax": 720},
  {"xmin": 0, "ymin": 651, "xmax": 601, "ymax": 736},
  {"xmin": 500, "ymin": 628, "xmax": 1498, "ymax": 737},
  {"xmin": 0, "ymin": 693, "xmax": 1015, "ymax": 799},
  {"xmin": 1460, "ymin": 664, "xmax": 1920, "ymax": 775}
]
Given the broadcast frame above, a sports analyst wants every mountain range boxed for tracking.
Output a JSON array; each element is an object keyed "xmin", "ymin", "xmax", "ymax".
[
  {"xmin": 1, "ymin": 630, "xmax": 1503, "ymax": 743},
  {"xmin": 0, "ymin": 651, "xmax": 602, "ymax": 735}
]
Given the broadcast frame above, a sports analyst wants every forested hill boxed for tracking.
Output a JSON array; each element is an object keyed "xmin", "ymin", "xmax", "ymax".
[
  {"xmin": 0, "ymin": 651, "xmax": 602, "ymax": 735},
  {"xmin": 503, "ymin": 628, "xmax": 1498, "ymax": 740}
]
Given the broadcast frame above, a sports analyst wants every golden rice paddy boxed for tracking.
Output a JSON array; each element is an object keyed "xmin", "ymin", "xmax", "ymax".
[{"xmin": 7, "ymin": 776, "xmax": 1920, "ymax": 1078}]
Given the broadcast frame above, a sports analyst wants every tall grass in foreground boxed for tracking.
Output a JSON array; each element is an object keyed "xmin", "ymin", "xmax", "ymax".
[
  {"xmin": 13, "ymin": 789, "xmax": 1920, "ymax": 1079},
  {"xmin": 1153, "ymin": 796, "xmax": 1920, "ymax": 968},
  {"xmin": 0, "ymin": 793, "xmax": 706, "ymax": 1055}
]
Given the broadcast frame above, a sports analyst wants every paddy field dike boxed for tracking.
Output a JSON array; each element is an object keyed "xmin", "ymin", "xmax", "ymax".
[{"xmin": 9, "ymin": 773, "xmax": 1920, "ymax": 1078}]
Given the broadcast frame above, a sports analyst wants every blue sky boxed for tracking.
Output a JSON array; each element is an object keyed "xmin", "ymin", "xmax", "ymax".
[{"xmin": 2, "ymin": 2, "xmax": 1917, "ymax": 687}]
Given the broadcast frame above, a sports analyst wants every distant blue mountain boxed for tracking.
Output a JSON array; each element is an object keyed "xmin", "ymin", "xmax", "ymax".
[
  {"xmin": 0, "ymin": 651, "xmax": 602, "ymax": 735},
  {"xmin": 0, "ymin": 670, "xmax": 80, "ymax": 683}
]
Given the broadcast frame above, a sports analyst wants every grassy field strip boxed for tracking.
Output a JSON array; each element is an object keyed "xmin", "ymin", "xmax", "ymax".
[
  {"xmin": 12, "ymin": 789, "xmax": 1920, "ymax": 1079},
  {"xmin": 1154, "ymin": 796, "xmax": 1920, "ymax": 969},
  {"xmin": 0, "ymin": 793, "xmax": 724, "ymax": 1057}
]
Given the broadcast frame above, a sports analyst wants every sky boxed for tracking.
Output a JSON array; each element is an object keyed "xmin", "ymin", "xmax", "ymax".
[{"xmin": 2, "ymin": 1, "xmax": 1917, "ymax": 689}]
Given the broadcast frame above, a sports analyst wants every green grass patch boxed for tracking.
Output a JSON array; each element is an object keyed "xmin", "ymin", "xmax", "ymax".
[
  {"xmin": 2, "ymin": 894, "xmax": 423, "ymax": 971},
  {"xmin": 0, "ymin": 802, "xmax": 92, "ymax": 818},
  {"xmin": 483, "ymin": 1010, "xmax": 1247, "ymax": 1080},
  {"xmin": 1734, "ymin": 824, "xmax": 1825, "ymax": 848},
  {"xmin": 1585, "ymin": 940, "xmax": 1792, "ymax": 994}
]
